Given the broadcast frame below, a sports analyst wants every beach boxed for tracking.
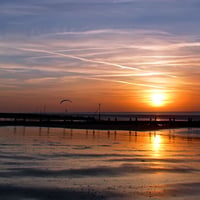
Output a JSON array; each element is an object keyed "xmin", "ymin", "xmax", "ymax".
[
  {"xmin": 0, "ymin": 126, "xmax": 200, "ymax": 199},
  {"xmin": 1, "ymin": 0, "xmax": 200, "ymax": 199}
]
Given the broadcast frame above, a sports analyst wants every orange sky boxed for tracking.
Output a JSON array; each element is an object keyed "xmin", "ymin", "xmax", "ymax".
[
  {"xmin": 1, "ymin": 30, "xmax": 200, "ymax": 113},
  {"xmin": 1, "ymin": 1, "xmax": 200, "ymax": 112}
]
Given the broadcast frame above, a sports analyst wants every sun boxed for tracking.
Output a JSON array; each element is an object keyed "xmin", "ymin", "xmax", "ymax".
[{"xmin": 150, "ymin": 91, "xmax": 166, "ymax": 107}]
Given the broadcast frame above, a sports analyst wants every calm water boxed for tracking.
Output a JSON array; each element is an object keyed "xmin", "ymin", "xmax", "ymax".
[{"xmin": 0, "ymin": 126, "xmax": 200, "ymax": 200}]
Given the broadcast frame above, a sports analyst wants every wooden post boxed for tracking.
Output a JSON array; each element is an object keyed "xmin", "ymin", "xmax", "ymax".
[{"xmin": 98, "ymin": 103, "xmax": 101, "ymax": 121}]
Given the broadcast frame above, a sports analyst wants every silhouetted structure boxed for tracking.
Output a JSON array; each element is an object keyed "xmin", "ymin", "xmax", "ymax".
[{"xmin": 0, "ymin": 112, "xmax": 200, "ymax": 131}]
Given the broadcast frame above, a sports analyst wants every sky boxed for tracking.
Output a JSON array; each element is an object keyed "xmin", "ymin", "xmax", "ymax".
[{"xmin": 1, "ymin": 0, "xmax": 200, "ymax": 112}]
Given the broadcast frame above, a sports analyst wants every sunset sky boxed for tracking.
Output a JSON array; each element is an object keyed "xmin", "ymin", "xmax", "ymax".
[{"xmin": 1, "ymin": 0, "xmax": 200, "ymax": 112}]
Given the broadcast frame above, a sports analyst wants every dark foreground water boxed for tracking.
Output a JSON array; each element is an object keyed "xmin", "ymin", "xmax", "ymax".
[{"xmin": 0, "ymin": 126, "xmax": 200, "ymax": 200}]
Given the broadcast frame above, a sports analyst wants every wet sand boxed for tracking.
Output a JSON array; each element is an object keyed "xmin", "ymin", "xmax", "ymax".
[{"xmin": 0, "ymin": 126, "xmax": 200, "ymax": 199}]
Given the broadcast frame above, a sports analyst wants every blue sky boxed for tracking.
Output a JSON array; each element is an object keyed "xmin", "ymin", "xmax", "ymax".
[
  {"xmin": 1, "ymin": 0, "xmax": 200, "ymax": 35},
  {"xmin": 0, "ymin": 0, "xmax": 200, "ymax": 112}
]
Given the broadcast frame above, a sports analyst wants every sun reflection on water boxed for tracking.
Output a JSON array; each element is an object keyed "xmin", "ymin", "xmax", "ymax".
[{"xmin": 152, "ymin": 134, "xmax": 162, "ymax": 157}]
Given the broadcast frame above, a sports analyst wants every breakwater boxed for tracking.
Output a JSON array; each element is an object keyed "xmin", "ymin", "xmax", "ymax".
[{"xmin": 0, "ymin": 112, "xmax": 200, "ymax": 131}]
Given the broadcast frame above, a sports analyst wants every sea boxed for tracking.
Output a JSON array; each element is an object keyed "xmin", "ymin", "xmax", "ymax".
[{"xmin": 0, "ymin": 125, "xmax": 200, "ymax": 200}]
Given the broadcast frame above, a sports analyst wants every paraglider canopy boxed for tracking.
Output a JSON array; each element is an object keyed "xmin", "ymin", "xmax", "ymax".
[{"xmin": 60, "ymin": 99, "xmax": 72, "ymax": 104}]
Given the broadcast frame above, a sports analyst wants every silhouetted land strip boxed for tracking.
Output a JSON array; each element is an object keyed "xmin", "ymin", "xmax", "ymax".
[{"xmin": 0, "ymin": 113, "xmax": 200, "ymax": 131}]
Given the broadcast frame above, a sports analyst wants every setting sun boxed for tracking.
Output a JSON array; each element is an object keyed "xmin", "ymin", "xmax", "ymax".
[{"xmin": 151, "ymin": 91, "xmax": 166, "ymax": 107}]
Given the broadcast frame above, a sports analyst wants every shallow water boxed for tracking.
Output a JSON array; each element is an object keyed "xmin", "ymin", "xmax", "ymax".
[{"xmin": 0, "ymin": 126, "xmax": 200, "ymax": 199}]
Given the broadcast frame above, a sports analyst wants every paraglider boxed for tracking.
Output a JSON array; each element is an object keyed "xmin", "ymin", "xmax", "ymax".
[
  {"xmin": 59, "ymin": 99, "xmax": 72, "ymax": 113},
  {"xmin": 60, "ymin": 99, "xmax": 72, "ymax": 104}
]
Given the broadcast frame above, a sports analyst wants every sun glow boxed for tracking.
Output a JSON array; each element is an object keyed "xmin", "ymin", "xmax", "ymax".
[{"xmin": 150, "ymin": 91, "xmax": 166, "ymax": 107}]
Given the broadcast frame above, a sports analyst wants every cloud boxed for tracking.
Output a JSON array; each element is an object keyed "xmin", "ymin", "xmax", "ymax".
[
  {"xmin": 1, "ymin": 0, "xmax": 200, "ymax": 37},
  {"xmin": 1, "ymin": 28, "xmax": 200, "ymax": 111},
  {"xmin": 0, "ymin": 0, "xmax": 200, "ymax": 111},
  {"xmin": 0, "ymin": 3, "xmax": 44, "ymax": 16},
  {"xmin": 1, "ymin": 29, "xmax": 200, "ymax": 90}
]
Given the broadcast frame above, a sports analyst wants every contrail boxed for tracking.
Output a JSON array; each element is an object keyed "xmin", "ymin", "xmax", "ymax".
[
  {"xmin": 87, "ymin": 77, "xmax": 165, "ymax": 89},
  {"xmin": 16, "ymin": 46, "xmax": 177, "ymax": 79},
  {"xmin": 93, "ymin": 72, "xmax": 173, "ymax": 77},
  {"xmin": 17, "ymin": 47, "xmax": 141, "ymax": 71}
]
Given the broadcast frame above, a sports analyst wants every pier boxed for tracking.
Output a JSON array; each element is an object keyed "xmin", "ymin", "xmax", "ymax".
[{"xmin": 0, "ymin": 112, "xmax": 200, "ymax": 131}]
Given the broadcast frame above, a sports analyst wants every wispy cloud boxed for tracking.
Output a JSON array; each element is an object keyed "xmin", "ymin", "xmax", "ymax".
[
  {"xmin": 1, "ymin": 29, "xmax": 200, "ymax": 86},
  {"xmin": 1, "ymin": 27, "xmax": 200, "ymax": 111}
]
